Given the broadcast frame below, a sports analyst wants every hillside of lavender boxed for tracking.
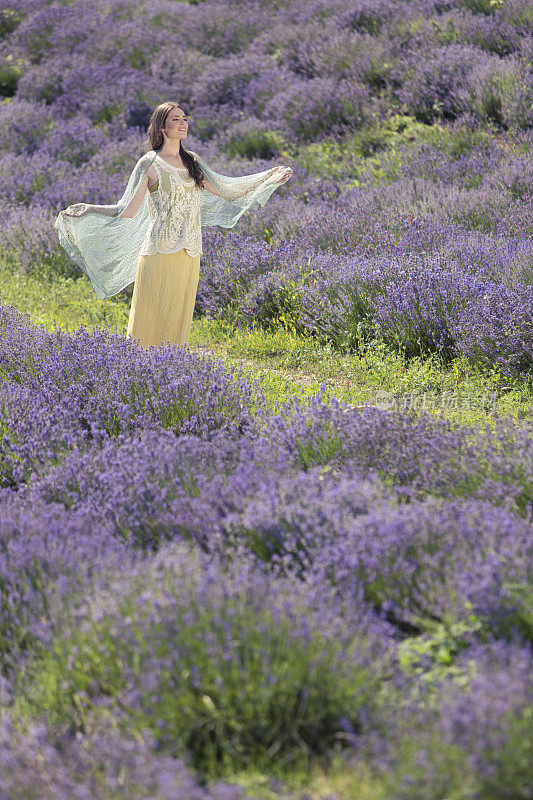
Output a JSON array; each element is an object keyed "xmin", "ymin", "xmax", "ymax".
[
  {"xmin": 1, "ymin": 0, "xmax": 532, "ymax": 797},
  {"xmin": 2, "ymin": 0, "xmax": 533, "ymax": 380}
]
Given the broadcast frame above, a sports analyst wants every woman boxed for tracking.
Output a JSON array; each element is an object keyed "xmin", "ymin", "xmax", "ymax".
[{"xmin": 54, "ymin": 101, "xmax": 292, "ymax": 348}]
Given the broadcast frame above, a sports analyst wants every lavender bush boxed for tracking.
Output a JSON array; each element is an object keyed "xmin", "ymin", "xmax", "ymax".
[
  {"xmin": 310, "ymin": 497, "xmax": 533, "ymax": 634},
  {"xmin": 263, "ymin": 393, "xmax": 533, "ymax": 513},
  {"xmin": 0, "ymin": 494, "xmax": 127, "ymax": 672},
  {"xmin": 17, "ymin": 541, "xmax": 394, "ymax": 775},
  {"xmin": 0, "ymin": 305, "xmax": 266, "ymax": 488},
  {"xmin": 452, "ymin": 281, "xmax": 533, "ymax": 381},
  {"xmin": 0, "ymin": 712, "xmax": 254, "ymax": 799},
  {"xmin": 368, "ymin": 639, "xmax": 533, "ymax": 799}
]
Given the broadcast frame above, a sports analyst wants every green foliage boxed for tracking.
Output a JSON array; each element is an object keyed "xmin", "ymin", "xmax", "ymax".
[
  {"xmin": 473, "ymin": 71, "xmax": 508, "ymax": 128},
  {"xmin": 290, "ymin": 424, "xmax": 344, "ymax": 472},
  {"xmin": 93, "ymin": 104, "xmax": 123, "ymax": 126},
  {"xmin": 448, "ymin": 187, "xmax": 511, "ymax": 231},
  {"xmin": 349, "ymin": 10, "xmax": 383, "ymax": 36},
  {"xmin": 192, "ymin": 114, "xmax": 227, "ymax": 141},
  {"xmin": 461, "ymin": 0, "xmax": 504, "ymax": 15},
  {"xmin": 432, "ymin": 16, "xmax": 460, "ymax": 46},
  {"xmin": 377, "ymin": 619, "xmax": 533, "ymax": 800},
  {"xmin": 244, "ymin": 277, "xmax": 307, "ymax": 338},
  {"xmin": 515, "ymin": 5, "xmax": 533, "ymax": 32},
  {"xmin": 0, "ymin": 551, "xmax": 64, "ymax": 674},
  {"xmin": 303, "ymin": 282, "xmax": 378, "ymax": 354},
  {"xmin": 498, "ymin": 583, "xmax": 533, "ymax": 644},
  {"xmin": 126, "ymin": 47, "xmax": 151, "ymax": 69},
  {"xmin": 297, "ymin": 116, "xmax": 417, "ymax": 181},
  {"xmin": 224, "ymin": 129, "xmax": 286, "ymax": 160},
  {"xmin": 361, "ymin": 54, "xmax": 394, "ymax": 92},
  {"xmin": 0, "ymin": 56, "xmax": 22, "ymax": 97},
  {"xmin": 380, "ymin": 735, "xmax": 478, "ymax": 800},
  {"xmin": 417, "ymin": 119, "xmax": 497, "ymax": 157},
  {"xmin": 476, "ymin": 711, "xmax": 533, "ymax": 800},
  {"xmin": 350, "ymin": 125, "xmax": 394, "ymax": 158},
  {"xmin": 296, "ymin": 115, "xmax": 457, "ymax": 191},
  {"xmin": 377, "ymin": 671, "xmax": 533, "ymax": 800},
  {"xmin": 0, "ymin": 8, "xmax": 22, "ymax": 37},
  {"xmin": 397, "ymin": 617, "xmax": 485, "ymax": 688}
]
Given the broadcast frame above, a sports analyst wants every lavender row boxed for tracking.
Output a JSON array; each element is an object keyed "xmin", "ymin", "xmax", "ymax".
[
  {"xmin": 215, "ymin": 241, "xmax": 532, "ymax": 379},
  {"xmin": 2, "ymin": 0, "xmax": 531, "ymax": 143},
  {"xmin": 1, "ymin": 385, "xmax": 531, "ymax": 668},
  {"xmin": 0, "ymin": 305, "xmax": 267, "ymax": 488}
]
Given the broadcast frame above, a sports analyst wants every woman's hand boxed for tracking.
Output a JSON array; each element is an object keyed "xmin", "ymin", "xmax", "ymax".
[
  {"xmin": 63, "ymin": 203, "xmax": 90, "ymax": 217},
  {"xmin": 272, "ymin": 166, "xmax": 293, "ymax": 184}
]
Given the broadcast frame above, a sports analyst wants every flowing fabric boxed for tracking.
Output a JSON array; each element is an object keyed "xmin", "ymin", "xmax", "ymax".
[{"xmin": 53, "ymin": 148, "xmax": 291, "ymax": 300}]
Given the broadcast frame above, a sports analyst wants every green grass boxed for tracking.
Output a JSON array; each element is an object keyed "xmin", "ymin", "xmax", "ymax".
[
  {"xmin": 210, "ymin": 757, "xmax": 386, "ymax": 800},
  {"xmin": 1, "ymin": 254, "xmax": 531, "ymax": 431},
  {"xmin": 292, "ymin": 113, "xmax": 521, "ymax": 190},
  {"xmin": 0, "ymin": 252, "xmax": 131, "ymax": 335},
  {"xmin": 188, "ymin": 315, "xmax": 533, "ymax": 428}
]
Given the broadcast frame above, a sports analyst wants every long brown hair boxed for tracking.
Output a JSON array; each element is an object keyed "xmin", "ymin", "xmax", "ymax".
[{"xmin": 139, "ymin": 102, "xmax": 204, "ymax": 188}]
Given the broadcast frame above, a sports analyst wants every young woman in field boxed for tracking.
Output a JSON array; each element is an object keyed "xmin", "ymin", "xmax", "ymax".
[{"xmin": 54, "ymin": 101, "xmax": 292, "ymax": 348}]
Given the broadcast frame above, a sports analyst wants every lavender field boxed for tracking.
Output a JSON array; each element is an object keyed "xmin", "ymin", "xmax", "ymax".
[{"xmin": 0, "ymin": 0, "xmax": 532, "ymax": 797}]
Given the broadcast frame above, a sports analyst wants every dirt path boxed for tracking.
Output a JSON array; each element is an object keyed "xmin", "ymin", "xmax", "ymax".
[{"xmin": 190, "ymin": 344, "xmax": 378, "ymax": 411}]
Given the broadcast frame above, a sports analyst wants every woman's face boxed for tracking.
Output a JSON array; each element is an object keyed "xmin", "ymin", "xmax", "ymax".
[{"xmin": 162, "ymin": 107, "xmax": 188, "ymax": 141}]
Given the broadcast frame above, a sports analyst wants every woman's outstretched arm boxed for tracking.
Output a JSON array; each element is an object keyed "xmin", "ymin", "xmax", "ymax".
[
  {"xmin": 201, "ymin": 165, "xmax": 291, "ymax": 201},
  {"xmin": 188, "ymin": 150, "xmax": 292, "ymax": 202},
  {"xmin": 118, "ymin": 175, "xmax": 149, "ymax": 218}
]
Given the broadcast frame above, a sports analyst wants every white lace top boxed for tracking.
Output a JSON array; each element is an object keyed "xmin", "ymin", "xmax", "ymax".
[{"xmin": 139, "ymin": 154, "xmax": 203, "ymax": 258}]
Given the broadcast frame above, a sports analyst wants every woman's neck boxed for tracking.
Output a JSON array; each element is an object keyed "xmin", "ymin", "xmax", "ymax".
[{"xmin": 158, "ymin": 146, "xmax": 182, "ymax": 160}]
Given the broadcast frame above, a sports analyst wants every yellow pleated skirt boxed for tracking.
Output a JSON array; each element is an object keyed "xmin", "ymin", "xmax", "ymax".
[{"xmin": 126, "ymin": 249, "xmax": 200, "ymax": 349}]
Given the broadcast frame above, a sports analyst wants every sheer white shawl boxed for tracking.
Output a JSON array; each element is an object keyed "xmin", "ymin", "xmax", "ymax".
[{"xmin": 54, "ymin": 149, "xmax": 292, "ymax": 299}]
